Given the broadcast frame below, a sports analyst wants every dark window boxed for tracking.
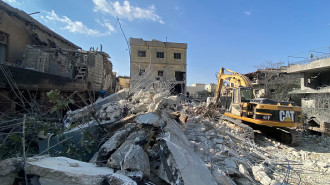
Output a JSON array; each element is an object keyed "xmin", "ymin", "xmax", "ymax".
[
  {"xmin": 156, "ymin": 52, "xmax": 164, "ymax": 58},
  {"xmin": 175, "ymin": 71, "xmax": 186, "ymax": 81},
  {"xmin": 139, "ymin": 70, "xmax": 145, "ymax": 76},
  {"xmin": 174, "ymin": 53, "xmax": 181, "ymax": 59},
  {"xmin": 0, "ymin": 32, "xmax": 8, "ymax": 63},
  {"xmin": 158, "ymin": 71, "xmax": 163, "ymax": 76},
  {"xmin": 138, "ymin": 50, "xmax": 146, "ymax": 57}
]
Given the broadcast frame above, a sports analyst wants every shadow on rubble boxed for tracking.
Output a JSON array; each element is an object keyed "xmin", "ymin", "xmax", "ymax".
[{"xmin": 254, "ymin": 128, "xmax": 330, "ymax": 154}]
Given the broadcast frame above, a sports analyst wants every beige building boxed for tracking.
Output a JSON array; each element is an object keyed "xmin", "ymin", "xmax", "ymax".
[
  {"xmin": 115, "ymin": 77, "xmax": 130, "ymax": 92},
  {"xmin": 187, "ymin": 83, "xmax": 206, "ymax": 95},
  {"xmin": 187, "ymin": 83, "xmax": 217, "ymax": 96},
  {"xmin": 205, "ymin": 83, "xmax": 216, "ymax": 93},
  {"xmin": 129, "ymin": 38, "xmax": 187, "ymax": 94}
]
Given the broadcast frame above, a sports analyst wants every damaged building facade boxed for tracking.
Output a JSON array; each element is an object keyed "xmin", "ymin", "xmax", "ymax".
[
  {"xmin": 287, "ymin": 56, "xmax": 330, "ymax": 135},
  {"xmin": 129, "ymin": 38, "xmax": 187, "ymax": 94},
  {"xmin": 245, "ymin": 67, "xmax": 301, "ymax": 102},
  {"xmin": 0, "ymin": 2, "xmax": 115, "ymax": 112}
]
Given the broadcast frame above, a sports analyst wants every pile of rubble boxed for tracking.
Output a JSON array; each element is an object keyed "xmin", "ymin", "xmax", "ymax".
[{"xmin": 0, "ymin": 89, "xmax": 286, "ymax": 185}]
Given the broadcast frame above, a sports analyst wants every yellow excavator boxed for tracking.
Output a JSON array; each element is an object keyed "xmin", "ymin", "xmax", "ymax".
[{"xmin": 213, "ymin": 68, "xmax": 302, "ymax": 145}]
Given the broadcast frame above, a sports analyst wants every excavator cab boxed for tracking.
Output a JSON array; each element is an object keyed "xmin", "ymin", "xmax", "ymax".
[{"xmin": 229, "ymin": 87, "xmax": 253, "ymax": 116}]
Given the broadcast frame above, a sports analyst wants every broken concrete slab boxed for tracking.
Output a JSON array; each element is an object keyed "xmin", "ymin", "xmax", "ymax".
[
  {"xmin": 131, "ymin": 103, "xmax": 149, "ymax": 114},
  {"xmin": 115, "ymin": 170, "xmax": 143, "ymax": 181},
  {"xmin": 0, "ymin": 157, "xmax": 24, "ymax": 185},
  {"xmin": 160, "ymin": 112, "xmax": 217, "ymax": 185},
  {"xmin": 26, "ymin": 156, "xmax": 114, "ymax": 185},
  {"xmin": 238, "ymin": 164, "xmax": 250, "ymax": 176},
  {"xmin": 224, "ymin": 158, "xmax": 237, "ymax": 169},
  {"xmin": 97, "ymin": 129, "xmax": 130, "ymax": 163},
  {"xmin": 153, "ymin": 91, "xmax": 169, "ymax": 104},
  {"xmin": 211, "ymin": 168, "xmax": 236, "ymax": 185},
  {"xmin": 134, "ymin": 112, "xmax": 164, "ymax": 127},
  {"xmin": 135, "ymin": 112, "xmax": 159, "ymax": 125},
  {"xmin": 107, "ymin": 130, "xmax": 147, "ymax": 169},
  {"xmin": 252, "ymin": 164, "xmax": 280, "ymax": 185},
  {"xmin": 105, "ymin": 173, "xmax": 137, "ymax": 185},
  {"xmin": 122, "ymin": 144, "xmax": 150, "ymax": 176},
  {"xmin": 0, "ymin": 157, "xmax": 23, "ymax": 176},
  {"xmin": 65, "ymin": 89, "xmax": 129, "ymax": 125}
]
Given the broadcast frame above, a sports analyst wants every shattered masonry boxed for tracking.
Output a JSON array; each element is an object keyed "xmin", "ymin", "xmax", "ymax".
[{"xmin": 1, "ymin": 88, "xmax": 303, "ymax": 185}]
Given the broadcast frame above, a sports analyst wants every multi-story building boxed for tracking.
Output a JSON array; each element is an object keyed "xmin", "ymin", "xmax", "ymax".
[
  {"xmin": 129, "ymin": 38, "xmax": 187, "ymax": 94},
  {"xmin": 287, "ymin": 56, "xmax": 330, "ymax": 135}
]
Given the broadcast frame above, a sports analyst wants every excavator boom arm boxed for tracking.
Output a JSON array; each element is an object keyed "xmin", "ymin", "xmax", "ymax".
[{"xmin": 214, "ymin": 67, "xmax": 252, "ymax": 105}]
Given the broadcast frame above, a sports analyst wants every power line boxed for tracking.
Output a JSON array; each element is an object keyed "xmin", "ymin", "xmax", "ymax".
[{"xmin": 115, "ymin": 18, "xmax": 130, "ymax": 56}]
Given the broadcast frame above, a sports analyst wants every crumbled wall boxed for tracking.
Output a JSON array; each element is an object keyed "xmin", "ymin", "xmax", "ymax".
[
  {"xmin": 302, "ymin": 94, "xmax": 330, "ymax": 123},
  {"xmin": 0, "ymin": 3, "xmax": 79, "ymax": 65},
  {"xmin": 247, "ymin": 70, "xmax": 301, "ymax": 102},
  {"xmin": 21, "ymin": 46, "xmax": 114, "ymax": 92}
]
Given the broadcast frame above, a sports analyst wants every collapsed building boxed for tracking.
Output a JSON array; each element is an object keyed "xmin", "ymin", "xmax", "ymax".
[
  {"xmin": 0, "ymin": 2, "xmax": 115, "ymax": 113},
  {"xmin": 287, "ymin": 56, "xmax": 330, "ymax": 135},
  {"xmin": 129, "ymin": 38, "xmax": 187, "ymax": 94},
  {"xmin": 0, "ymin": 88, "xmax": 293, "ymax": 185},
  {"xmin": 245, "ymin": 67, "xmax": 301, "ymax": 101}
]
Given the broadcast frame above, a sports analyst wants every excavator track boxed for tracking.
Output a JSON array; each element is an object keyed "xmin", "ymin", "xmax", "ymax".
[
  {"xmin": 220, "ymin": 115, "xmax": 302, "ymax": 145},
  {"xmin": 221, "ymin": 116, "xmax": 255, "ymax": 141},
  {"xmin": 276, "ymin": 128, "xmax": 302, "ymax": 146}
]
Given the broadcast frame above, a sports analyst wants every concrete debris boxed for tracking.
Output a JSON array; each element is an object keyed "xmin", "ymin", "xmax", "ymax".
[
  {"xmin": 252, "ymin": 164, "xmax": 279, "ymax": 185},
  {"xmin": 65, "ymin": 89, "xmax": 129, "ymax": 127},
  {"xmin": 211, "ymin": 168, "xmax": 236, "ymax": 185},
  {"xmin": 115, "ymin": 170, "xmax": 144, "ymax": 181},
  {"xmin": 135, "ymin": 112, "xmax": 160, "ymax": 125},
  {"xmin": 25, "ymin": 156, "xmax": 114, "ymax": 185},
  {"xmin": 122, "ymin": 144, "xmax": 150, "ymax": 176},
  {"xmin": 0, "ymin": 158, "xmax": 23, "ymax": 185},
  {"xmin": 7, "ymin": 89, "xmax": 321, "ymax": 184},
  {"xmin": 96, "ymin": 129, "xmax": 130, "ymax": 164},
  {"xmin": 159, "ymin": 113, "xmax": 217, "ymax": 185},
  {"xmin": 238, "ymin": 164, "xmax": 250, "ymax": 176},
  {"xmin": 107, "ymin": 130, "xmax": 147, "ymax": 169},
  {"xmin": 105, "ymin": 173, "xmax": 137, "ymax": 185}
]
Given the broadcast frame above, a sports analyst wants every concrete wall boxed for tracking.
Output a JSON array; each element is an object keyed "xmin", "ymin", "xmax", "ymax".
[
  {"xmin": 187, "ymin": 84, "xmax": 205, "ymax": 95},
  {"xmin": 20, "ymin": 46, "xmax": 114, "ymax": 92},
  {"xmin": 130, "ymin": 38, "xmax": 187, "ymax": 93},
  {"xmin": 287, "ymin": 57, "xmax": 330, "ymax": 73},
  {"xmin": 302, "ymin": 94, "xmax": 330, "ymax": 125}
]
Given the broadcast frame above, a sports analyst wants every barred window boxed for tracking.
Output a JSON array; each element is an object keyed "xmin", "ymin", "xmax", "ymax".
[
  {"xmin": 0, "ymin": 32, "xmax": 8, "ymax": 63},
  {"xmin": 156, "ymin": 52, "xmax": 164, "ymax": 58},
  {"xmin": 138, "ymin": 50, "xmax": 146, "ymax": 57},
  {"xmin": 174, "ymin": 53, "xmax": 181, "ymax": 59}
]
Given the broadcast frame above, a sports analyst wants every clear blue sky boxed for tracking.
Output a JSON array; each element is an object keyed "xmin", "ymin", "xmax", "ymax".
[{"xmin": 5, "ymin": 0, "xmax": 330, "ymax": 85}]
